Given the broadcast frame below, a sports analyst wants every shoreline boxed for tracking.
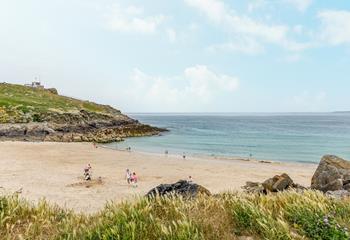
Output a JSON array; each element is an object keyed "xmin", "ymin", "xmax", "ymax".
[
  {"xmin": 100, "ymin": 143, "xmax": 319, "ymax": 166},
  {"xmin": 0, "ymin": 141, "xmax": 317, "ymax": 213}
]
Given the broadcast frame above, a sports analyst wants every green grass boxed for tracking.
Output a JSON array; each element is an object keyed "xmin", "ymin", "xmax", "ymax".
[
  {"xmin": 0, "ymin": 83, "xmax": 120, "ymax": 123},
  {"xmin": 1, "ymin": 191, "xmax": 349, "ymax": 240}
]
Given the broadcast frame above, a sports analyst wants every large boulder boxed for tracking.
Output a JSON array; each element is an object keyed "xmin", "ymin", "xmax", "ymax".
[
  {"xmin": 243, "ymin": 173, "xmax": 305, "ymax": 194},
  {"xmin": 146, "ymin": 180, "xmax": 211, "ymax": 198},
  {"xmin": 263, "ymin": 173, "xmax": 294, "ymax": 192},
  {"xmin": 311, "ymin": 155, "xmax": 350, "ymax": 193}
]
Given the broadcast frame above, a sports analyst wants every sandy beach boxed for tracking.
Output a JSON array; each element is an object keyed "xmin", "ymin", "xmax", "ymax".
[{"xmin": 0, "ymin": 141, "xmax": 317, "ymax": 213}]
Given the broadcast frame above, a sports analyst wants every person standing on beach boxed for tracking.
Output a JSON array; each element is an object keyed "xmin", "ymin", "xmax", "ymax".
[
  {"xmin": 125, "ymin": 169, "xmax": 131, "ymax": 184},
  {"xmin": 183, "ymin": 152, "xmax": 186, "ymax": 159},
  {"xmin": 188, "ymin": 175, "xmax": 193, "ymax": 183}
]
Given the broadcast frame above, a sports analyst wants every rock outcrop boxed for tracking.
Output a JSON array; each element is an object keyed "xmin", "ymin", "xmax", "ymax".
[
  {"xmin": 0, "ymin": 116, "xmax": 165, "ymax": 143},
  {"xmin": 46, "ymin": 88, "xmax": 58, "ymax": 95},
  {"xmin": 243, "ymin": 173, "xmax": 305, "ymax": 194},
  {"xmin": 146, "ymin": 180, "xmax": 211, "ymax": 198},
  {"xmin": 311, "ymin": 155, "xmax": 350, "ymax": 194}
]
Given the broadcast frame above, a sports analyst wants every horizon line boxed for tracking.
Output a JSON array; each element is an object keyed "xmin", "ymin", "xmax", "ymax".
[{"xmin": 126, "ymin": 111, "xmax": 350, "ymax": 114}]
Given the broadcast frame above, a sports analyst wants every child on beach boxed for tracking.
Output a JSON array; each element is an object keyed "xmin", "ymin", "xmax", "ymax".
[{"xmin": 131, "ymin": 172, "xmax": 138, "ymax": 187}]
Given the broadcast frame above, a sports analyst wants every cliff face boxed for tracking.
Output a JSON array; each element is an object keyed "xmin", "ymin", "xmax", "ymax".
[{"xmin": 0, "ymin": 83, "xmax": 165, "ymax": 143}]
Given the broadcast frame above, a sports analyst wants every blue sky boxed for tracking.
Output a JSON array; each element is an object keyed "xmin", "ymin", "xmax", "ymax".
[{"xmin": 0, "ymin": 0, "xmax": 349, "ymax": 112}]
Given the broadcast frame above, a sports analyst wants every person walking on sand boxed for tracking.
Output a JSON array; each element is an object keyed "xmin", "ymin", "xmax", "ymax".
[
  {"xmin": 125, "ymin": 169, "xmax": 132, "ymax": 184},
  {"xmin": 183, "ymin": 152, "xmax": 186, "ymax": 159}
]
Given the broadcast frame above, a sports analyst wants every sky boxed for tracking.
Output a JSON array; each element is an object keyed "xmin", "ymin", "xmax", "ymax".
[{"xmin": 0, "ymin": 0, "xmax": 349, "ymax": 113}]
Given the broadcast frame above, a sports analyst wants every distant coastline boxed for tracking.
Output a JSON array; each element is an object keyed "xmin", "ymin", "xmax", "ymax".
[
  {"xmin": 333, "ymin": 111, "xmax": 350, "ymax": 113},
  {"xmin": 129, "ymin": 112, "xmax": 348, "ymax": 116}
]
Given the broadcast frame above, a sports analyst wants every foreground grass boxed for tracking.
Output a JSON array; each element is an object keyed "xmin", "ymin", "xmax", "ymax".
[{"xmin": 0, "ymin": 191, "xmax": 349, "ymax": 239}]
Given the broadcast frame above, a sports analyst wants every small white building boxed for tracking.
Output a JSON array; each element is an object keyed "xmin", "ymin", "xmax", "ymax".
[{"xmin": 24, "ymin": 81, "xmax": 44, "ymax": 89}]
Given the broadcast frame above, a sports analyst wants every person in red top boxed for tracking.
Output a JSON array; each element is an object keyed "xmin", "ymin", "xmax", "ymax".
[{"xmin": 131, "ymin": 172, "xmax": 138, "ymax": 187}]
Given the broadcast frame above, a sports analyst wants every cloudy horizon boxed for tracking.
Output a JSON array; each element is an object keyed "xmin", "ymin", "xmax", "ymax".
[{"xmin": 1, "ymin": 0, "xmax": 349, "ymax": 112}]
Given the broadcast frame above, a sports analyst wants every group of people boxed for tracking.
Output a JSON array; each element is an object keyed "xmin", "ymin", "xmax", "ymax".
[
  {"xmin": 82, "ymin": 164, "xmax": 138, "ymax": 187},
  {"xmin": 125, "ymin": 169, "xmax": 138, "ymax": 187},
  {"xmin": 85, "ymin": 145, "xmax": 191, "ymax": 187}
]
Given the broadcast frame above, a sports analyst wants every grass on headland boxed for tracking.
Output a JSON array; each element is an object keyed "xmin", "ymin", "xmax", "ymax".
[
  {"xmin": 0, "ymin": 83, "xmax": 120, "ymax": 123},
  {"xmin": 0, "ymin": 191, "xmax": 349, "ymax": 240}
]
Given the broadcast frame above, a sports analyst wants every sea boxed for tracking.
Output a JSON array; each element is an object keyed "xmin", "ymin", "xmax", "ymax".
[{"xmin": 106, "ymin": 113, "xmax": 350, "ymax": 164}]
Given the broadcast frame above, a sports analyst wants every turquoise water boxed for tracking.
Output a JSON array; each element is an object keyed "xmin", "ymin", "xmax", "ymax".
[{"xmin": 107, "ymin": 113, "xmax": 350, "ymax": 163}]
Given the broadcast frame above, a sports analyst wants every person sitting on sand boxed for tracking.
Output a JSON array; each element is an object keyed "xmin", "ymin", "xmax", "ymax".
[
  {"xmin": 131, "ymin": 172, "xmax": 138, "ymax": 187},
  {"xmin": 125, "ymin": 169, "xmax": 132, "ymax": 184}
]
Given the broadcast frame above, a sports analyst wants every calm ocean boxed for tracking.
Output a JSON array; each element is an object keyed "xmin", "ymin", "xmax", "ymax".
[{"xmin": 107, "ymin": 113, "xmax": 350, "ymax": 163}]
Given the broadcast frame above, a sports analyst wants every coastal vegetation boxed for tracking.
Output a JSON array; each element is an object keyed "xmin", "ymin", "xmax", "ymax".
[
  {"xmin": 0, "ymin": 83, "xmax": 164, "ymax": 142},
  {"xmin": 1, "ymin": 191, "xmax": 349, "ymax": 240},
  {"xmin": 0, "ymin": 83, "xmax": 120, "ymax": 123}
]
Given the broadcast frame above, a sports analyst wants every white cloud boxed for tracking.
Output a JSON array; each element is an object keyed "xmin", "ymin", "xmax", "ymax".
[
  {"xmin": 185, "ymin": 0, "xmax": 226, "ymax": 23},
  {"xmin": 247, "ymin": 0, "xmax": 266, "ymax": 13},
  {"xmin": 318, "ymin": 10, "xmax": 350, "ymax": 45},
  {"xmin": 184, "ymin": 0, "xmax": 310, "ymax": 52},
  {"xmin": 123, "ymin": 66, "xmax": 239, "ymax": 111},
  {"xmin": 185, "ymin": 0, "xmax": 287, "ymax": 42},
  {"xmin": 284, "ymin": 0, "xmax": 313, "ymax": 12},
  {"xmin": 184, "ymin": 65, "xmax": 239, "ymax": 92},
  {"xmin": 106, "ymin": 4, "xmax": 165, "ymax": 34}
]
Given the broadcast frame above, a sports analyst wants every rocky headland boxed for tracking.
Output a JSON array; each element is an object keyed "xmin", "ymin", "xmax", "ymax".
[{"xmin": 0, "ymin": 83, "xmax": 165, "ymax": 143}]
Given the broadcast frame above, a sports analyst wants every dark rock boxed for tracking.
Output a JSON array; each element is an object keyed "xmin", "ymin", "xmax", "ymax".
[
  {"xmin": 311, "ymin": 155, "xmax": 350, "ymax": 193},
  {"xmin": 343, "ymin": 183, "xmax": 350, "ymax": 191},
  {"xmin": 146, "ymin": 180, "xmax": 211, "ymax": 198},
  {"xmin": 291, "ymin": 183, "xmax": 307, "ymax": 190},
  {"xmin": 46, "ymin": 88, "xmax": 58, "ymax": 95},
  {"xmin": 0, "ymin": 121, "xmax": 166, "ymax": 143}
]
